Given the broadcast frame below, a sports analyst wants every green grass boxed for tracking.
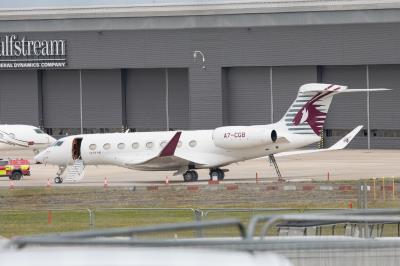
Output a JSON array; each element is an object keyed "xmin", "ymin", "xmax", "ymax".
[{"xmin": 0, "ymin": 185, "xmax": 400, "ymax": 238}]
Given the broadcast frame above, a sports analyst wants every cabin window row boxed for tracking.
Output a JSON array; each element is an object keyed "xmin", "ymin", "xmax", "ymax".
[{"xmin": 88, "ymin": 140, "xmax": 197, "ymax": 151}]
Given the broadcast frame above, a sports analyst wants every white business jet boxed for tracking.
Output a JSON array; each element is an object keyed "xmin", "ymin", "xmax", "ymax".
[
  {"xmin": 34, "ymin": 83, "xmax": 386, "ymax": 184},
  {"xmin": 0, "ymin": 125, "xmax": 56, "ymax": 154}
]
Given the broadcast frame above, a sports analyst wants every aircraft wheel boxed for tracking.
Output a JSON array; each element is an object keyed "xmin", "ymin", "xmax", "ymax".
[
  {"xmin": 183, "ymin": 171, "xmax": 196, "ymax": 182},
  {"xmin": 209, "ymin": 169, "xmax": 224, "ymax": 181},
  {"xmin": 54, "ymin": 176, "xmax": 63, "ymax": 184},
  {"xmin": 192, "ymin": 171, "xmax": 199, "ymax": 181}
]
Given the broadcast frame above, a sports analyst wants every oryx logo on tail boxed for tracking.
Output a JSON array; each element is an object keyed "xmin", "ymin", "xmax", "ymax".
[{"xmin": 292, "ymin": 85, "xmax": 341, "ymax": 135}]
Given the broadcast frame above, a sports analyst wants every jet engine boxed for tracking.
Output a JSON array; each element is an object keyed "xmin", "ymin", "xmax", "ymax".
[{"xmin": 212, "ymin": 126, "xmax": 277, "ymax": 149}]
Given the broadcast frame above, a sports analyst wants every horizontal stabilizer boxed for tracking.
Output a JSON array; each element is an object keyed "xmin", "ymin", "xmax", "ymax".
[
  {"xmin": 344, "ymin": 88, "xmax": 390, "ymax": 92},
  {"xmin": 275, "ymin": 125, "xmax": 363, "ymax": 157}
]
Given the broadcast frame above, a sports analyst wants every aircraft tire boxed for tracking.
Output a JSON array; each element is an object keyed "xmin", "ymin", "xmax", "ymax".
[
  {"xmin": 217, "ymin": 169, "xmax": 225, "ymax": 181},
  {"xmin": 192, "ymin": 171, "xmax": 199, "ymax": 181},
  {"xmin": 54, "ymin": 176, "xmax": 63, "ymax": 184},
  {"xmin": 209, "ymin": 169, "xmax": 224, "ymax": 181},
  {"xmin": 183, "ymin": 171, "xmax": 194, "ymax": 182}
]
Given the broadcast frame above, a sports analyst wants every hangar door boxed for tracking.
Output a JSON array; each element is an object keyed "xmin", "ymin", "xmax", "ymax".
[
  {"xmin": 126, "ymin": 68, "xmax": 189, "ymax": 130},
  {"xmin": 321, "ymin": 66, "xmax": 367, "ymax": 148},
  {"xmin": 369, "ymin": 65, "xmax": 400, "ymax": 148},
  {"xmin": 0, "ymin": 70, "xmax": 39, "ymax": 125},
  {"xmin": 223, "ymin": 67, "xmax": 271, "ymax": 126},
  {"xmin": 222, "ymin": 66, "xmax": 317, "ymax": 126},
  {"xmin": 271, "ymin": 66, "xmax": 317, "ymax": 122},
  {"xmin": 81, "ymin": 69, "xmax": 122, "ymax": 129},
  {"xmin": 42, "ymin": 70, "xmax": 80, "ymax": 129}
]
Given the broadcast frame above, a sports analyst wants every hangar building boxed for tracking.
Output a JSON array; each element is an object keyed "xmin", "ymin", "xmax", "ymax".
[{"xmin": 0, "ymin": 0, "xmax": 400, "ymax": 148}]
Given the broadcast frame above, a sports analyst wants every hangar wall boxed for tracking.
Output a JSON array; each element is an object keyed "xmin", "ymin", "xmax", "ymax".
[{"xmin": 0, "ymin": 22, "xmax": 399, "ymax": 147}]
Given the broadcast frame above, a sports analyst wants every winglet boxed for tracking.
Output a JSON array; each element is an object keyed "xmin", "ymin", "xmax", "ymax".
[
  {"xmin": 159, "ymin": 132, "xmax": 182, "ymax": 157},
  {"xmin": 328, "ymin": 125, "xmax": 363, "ymax": 150},
  {"xmin": 275, "ymin": 125, "xmax": 363, "ymax": 158}
]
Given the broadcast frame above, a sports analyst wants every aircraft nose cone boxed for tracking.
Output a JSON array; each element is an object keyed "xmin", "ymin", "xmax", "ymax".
[
  {"xmin": 48, "ymin": 136, "xmax": 57, "ymax": 145},
  {"xmin": 34, "ymin": 150, "xmax": 47, "ymax": 164}
]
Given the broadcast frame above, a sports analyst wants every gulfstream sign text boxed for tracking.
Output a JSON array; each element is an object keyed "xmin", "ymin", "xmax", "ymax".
[{"xmin": 0, "ymin": 35, "xmax": 67, "ymax": 68}]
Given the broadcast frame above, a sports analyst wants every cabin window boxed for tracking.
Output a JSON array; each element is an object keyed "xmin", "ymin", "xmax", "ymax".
[
  {"xmin": 132, "ymin": 142, "xmax": 139, "ymax": 149},
  {"xmin": 89, "ymin": 144, "xmax": 97, "ymax": 151},
  {"xmin": 0, "ymin": 133, "xmax": 3, "ymax": 139},
  {"xmin": 160, "ymin": 141, "xmax": 167, "ymax": 148},
  {"xmin": 177, "ymin": 141, "xmax": 182, "ymax": 148},
  {"xmin": 103, "ymin": 143, "xmax": 111, "ymax": 150},
  {"xmin": 189, "ymin": 140, "xmax": 197, "ymax": 148},
  {"xmin": 117, "ymin": 143, "xmax": 125, "ymax": 150},
  {"xmin": 146, "ymin": 142, "xmax": 154, "ymax": 149},
  {"xmin": 9, "ymin": 133, "xmax": 15, "ymax": 139}
]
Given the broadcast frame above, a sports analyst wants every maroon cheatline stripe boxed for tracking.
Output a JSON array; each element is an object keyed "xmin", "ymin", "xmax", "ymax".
[{"xmin": 160, "ymin": 131, "xmax": 182, "ymax": 157}]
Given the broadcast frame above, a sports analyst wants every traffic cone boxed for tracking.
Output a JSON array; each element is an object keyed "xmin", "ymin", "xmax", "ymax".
[
  {"xmin": 46, "ymin": 178, "xmax": 51, "ymax": 188},
  {"xmin": 165, "ymin": 176, "xmax": 169, "ymax": 185},
  {"xmin": 9, "ymin": 180, "xmax": 14, "ymax": 190},
  {"xmin": 104, "ymin": 177, "xmax": 108, "ymax": 189}
]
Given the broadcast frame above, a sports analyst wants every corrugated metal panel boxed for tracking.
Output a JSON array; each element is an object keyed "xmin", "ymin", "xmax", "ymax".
[
  {"xmin": 126, "ymin": 68, "xmax": 166, "ymax": 130},
  {"xmin": 42, "ymin": 70, "xmax": 80, "ymax": 128},
  {"xmin": 224, "ymin": 67, "xmax": 270, "ymax": 126},
  {"xmin": 369, "ymin": 65, "xmax": 400, "ymax": 129},
  {"xmin": 369, "ymin": 65, "xmax": 400, "ymax": 149},
  {"xmin": 82, "ymin": 69, "xmax": 122, "ymax": 128},
  {"xmin": 0, "ymin": 70, "xmax": 39, "ymax": 125},
  {"xmin": 322, "ymin": 65, "xmax": 367, "ymax": 148},
  {"xmin": 168, "ymin": 68, "xmax": 189, "ymax": 130},
  {"xmin": 189, "ymin": 66, "xmax": 223, "ymax": 129},
  {"xmin": 272, "ymin": 66, "xmax": 317, "ymax": 122}
]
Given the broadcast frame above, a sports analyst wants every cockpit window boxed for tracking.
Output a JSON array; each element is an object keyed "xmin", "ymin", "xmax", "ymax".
[
  {"xmin": 34, "ymin": 129, "xmax": 45, "ymax": 134},
  {"xmin": 53, "ymin": 141, "xmax": 64, "ymax": 147}
]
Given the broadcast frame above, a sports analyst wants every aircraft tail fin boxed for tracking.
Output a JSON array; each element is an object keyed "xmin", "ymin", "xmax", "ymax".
[
  {"xmin": 279, "ymin": 83, "xmax": 346, "ymax": 136},
  {"xmin": 278, "ymin": 83, "xmax": 389, "ymax": 136}
]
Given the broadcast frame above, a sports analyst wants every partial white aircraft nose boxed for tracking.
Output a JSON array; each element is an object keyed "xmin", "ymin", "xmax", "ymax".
[
  {"xmin": 48, "ymin": 135, "xmax": 57, "ymax": 145},
  {"xmin": 34, "ymin": 149, "xmax": 48, "ymax": 164}
]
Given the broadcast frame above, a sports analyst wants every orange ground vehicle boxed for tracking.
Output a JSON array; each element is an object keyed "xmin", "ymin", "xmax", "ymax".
[{"xmin": 0, "ymin": 159, "xmax": 30, "ymax": 180}]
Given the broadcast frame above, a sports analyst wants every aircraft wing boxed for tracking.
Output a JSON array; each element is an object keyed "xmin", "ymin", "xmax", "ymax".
[
  {"xmin": 275, "ymin": 125, "xmax": 363, "ymax": 157},
  {"xmin": 122, "ymin": 132, "xmax": 183, "ymax": 166}
]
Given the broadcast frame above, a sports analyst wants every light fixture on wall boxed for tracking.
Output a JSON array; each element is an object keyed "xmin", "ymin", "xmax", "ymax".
[{"xmin": 193, "ymin": 50, "xmax": 206, "ymax": 69}]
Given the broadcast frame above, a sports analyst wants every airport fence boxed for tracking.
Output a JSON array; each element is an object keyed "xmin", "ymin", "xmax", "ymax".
[
  {"xmin": 0, "ymin": 207, "xmax": 368, "ymax": 238},
  {"xmin": 6, "ymin": 211, "xmax": 400, "ymax": 266}
]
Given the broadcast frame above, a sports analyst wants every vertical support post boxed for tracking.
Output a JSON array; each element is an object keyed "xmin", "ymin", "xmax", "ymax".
[
  {"xmin": 366, "ymin": 65, "xmax": 371, "ymax": 150},
  {"xmin": 269, "ymin": 67, "xmax": 273, "ymax": 123},
  {"xmin": 37, "ymin": 70, "xmax": 44, "ymax": 129},
  {"xmin": 121, "ymin": 69, "xmax": 127, "ymax": 131},
  {"xmin": 392, "ymin": 177, "xmax": 395, "ymax": 200},
  {"xmin": 363, "ymin": 180, "xmax": 368, "ymax": 209},
  {"xmin": 382, "ymin": 177, "xmax": 386, "ymax": 201},
  {"xmin": 88, "ymin": 209, "xmax": 95, "ymax": 230},
  {"xmin": 165, "ymin": 68, "xmax": 169, "ymax": 130},
  {"xmin": 79, "ymin": 70, "xmax": 83, "ymax": 134},
  {"xmin": 194, "ymin": 209, "xmax": 203, "ymax": 238},
  {"xmin": 373, "ymin": 178, "xmax": 376, "ymax": 201}
]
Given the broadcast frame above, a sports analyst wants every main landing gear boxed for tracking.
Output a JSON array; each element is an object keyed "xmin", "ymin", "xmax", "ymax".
[
  {"xmin": 183, "ymin": 170, "xmax": 199, "ymax": 182},
  {"xmin": 181, "ymin": 168, "xmax": 226, "ymax": 182},
  {"xmin": 209, "ymin": 168, "xmax": 225, "ymax": 181},
  {"xmin": 54, "ymin": 166, "xmax": 66, "ymax": 184}
]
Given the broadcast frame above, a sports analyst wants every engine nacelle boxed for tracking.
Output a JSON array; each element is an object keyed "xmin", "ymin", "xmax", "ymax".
[{"xmin": 212, "ymin": 126, "xmax": 277, "ymax": 149}]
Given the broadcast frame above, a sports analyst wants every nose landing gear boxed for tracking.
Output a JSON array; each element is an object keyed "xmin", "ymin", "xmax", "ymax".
[{"xmin": 54, "ymin": 166, "xmax": 66, "ymax": 184}]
